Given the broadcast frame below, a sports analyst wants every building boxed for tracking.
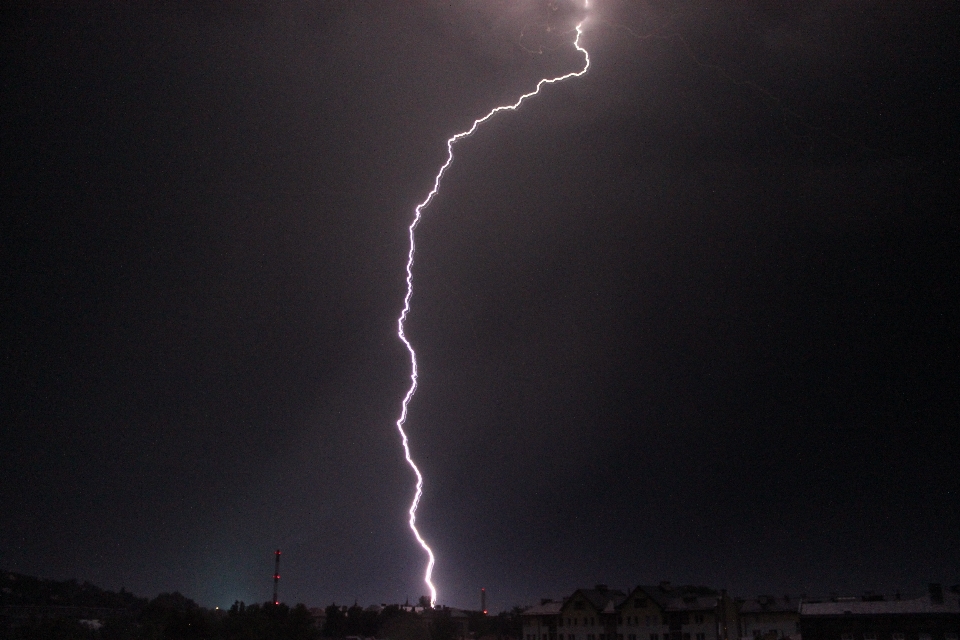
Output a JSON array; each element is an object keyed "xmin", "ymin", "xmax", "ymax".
[
  {"xmin": 739, "ymin": 596, "xmax": 800, "ymax": 640},
  {"xmin": 526, "ymin": 583, "xmax": 738, "ymax": 640},
  {"xmin": 524, "ymin": 599, "xmax": 565, "ymax": 640},
  {"xmin": 800, "ymin": 585, "xmax": 960, "ymax": 640},
  {"xmin": 638, "ymin": 583, "xmax": 739, "ymax": 640},
  {"xmin": 559, "ymin": 586, "xmax": 628, "ymax": 640}
]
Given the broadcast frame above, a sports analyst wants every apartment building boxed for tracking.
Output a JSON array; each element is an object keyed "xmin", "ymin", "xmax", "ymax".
[
  {"xmin": 799, "ymin": 585, "xmax": 959, "ymax": 640},
  {"xmin": 739, "ymin": 596, "xmax": 800, "ymax": 640},
  {"xmin": 524, "ymin": 583, "xmax": 737, "ymax": 640}
]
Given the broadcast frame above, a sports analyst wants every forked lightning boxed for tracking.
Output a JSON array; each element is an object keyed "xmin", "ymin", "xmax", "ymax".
[{"xmin": 394, "ymin": 19, "xmax": 590, "ymax": 609}]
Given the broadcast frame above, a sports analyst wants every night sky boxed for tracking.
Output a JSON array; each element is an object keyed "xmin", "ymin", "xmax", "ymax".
[{"xmin": 3, "ymin": 1, "xmax": 959, "ymax": 613}]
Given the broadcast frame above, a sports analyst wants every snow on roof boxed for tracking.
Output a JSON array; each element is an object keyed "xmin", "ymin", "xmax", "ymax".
[
  {"xmin": 740, "ymin": 597, "xmax": 800, "ymax": 614},
  {"xmin": 524, "ymin": 601, "xmax": 564, "ymax": 616},
  {"xmin": 801, "ymin": 595, "xmax": 960, "ymax": 616}
]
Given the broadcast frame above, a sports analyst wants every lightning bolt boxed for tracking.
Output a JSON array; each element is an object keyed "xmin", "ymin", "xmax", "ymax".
[{"xmin": 393, "ymin": 20, "xmax": 590, "ymax": 608}]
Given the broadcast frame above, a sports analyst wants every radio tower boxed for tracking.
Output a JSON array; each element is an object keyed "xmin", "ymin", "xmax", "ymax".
[{"xmin": 272, "ymin": 549, "xmax": 281, "ymax": 605}]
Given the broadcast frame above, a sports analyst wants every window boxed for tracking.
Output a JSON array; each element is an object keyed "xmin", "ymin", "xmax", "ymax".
[
  {"xmin": 636, "ymin": 599, "xmax": 648, "ymax": 608},
  {"xmin": 696, "ymin": 634, "xmax": 705, "ymax": 640},
  {"xmin": 683, "ymin": 634, "xmax": 691, "ymax": 640},
  {"xmin": 619, "ymin": 618, "xmax": 624, "ymax": 626},
  {"xmin": 863, "ymin": 633, "xmax": 877, "ymax": 640},
  {"xmin": 944, "ymin": 634, "xmax": 958, "ymax": 640},
  {"xmin": 629, "ymin": 635, "xmax": 637, "ymax": 640},
  {"xmin": 681, "ymin": 615, "xmax": 690, "ymax": 626},
  {"xmin": 891, "ymin": 634, "xmax": 904, "ymax": 640},
  {"xmin": 841, "ymin": 634, "xmax": 854, "ymax": 640},
  {"xmin": 576, "ymin": 602, "xmax": 585, "ymax": 610},
  {"xmin": 917, "ymin": 635, "xmax": 930, "ymax": 640},
  {"xmin": 694, "ymin": 616, "xmax": 705, "ymax": 625},
  {"xmin": 754, "ymin": 631, "xmax": 762, "ymax": 639},
  {"xmin": 592, "ymin": 619, "xmax": 596, "ymax": 627},
  {"xmin": 618, "ymin": 635, "xmax": 624, "ymax": 640},
  {"xmin": 650, "ymin": 634, "xmax": 658, "ymax": 640}
]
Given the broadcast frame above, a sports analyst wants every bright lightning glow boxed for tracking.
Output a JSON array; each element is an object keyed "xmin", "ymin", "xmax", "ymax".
[{"xmin": 393, "ymin": 21, "xmax": 590, "ymax": 609}]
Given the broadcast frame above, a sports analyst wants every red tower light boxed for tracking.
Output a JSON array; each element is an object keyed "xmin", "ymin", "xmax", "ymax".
[{"xmin": 272, "ymin": 549, "xmax": 281, "ymax": 605}]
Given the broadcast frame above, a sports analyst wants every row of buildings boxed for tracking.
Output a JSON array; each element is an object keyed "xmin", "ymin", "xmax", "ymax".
[{"xmin": 521, "ymin": 583, "xmax": 959, "ymax": 640}]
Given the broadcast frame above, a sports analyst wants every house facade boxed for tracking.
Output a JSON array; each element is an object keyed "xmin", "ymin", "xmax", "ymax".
[
  {"xmin": 799, "ymin": 585, "xmax": 959, "ymax": 640},
  {"xmin": 525, "ymin": 583, "xmax": 738, "ymax": 640},
  {"xmin": 739, "ymin": 596, "xmax": 800, "ymax": 640}
]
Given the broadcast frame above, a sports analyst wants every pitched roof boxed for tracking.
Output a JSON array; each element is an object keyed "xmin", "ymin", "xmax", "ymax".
[
  {"xmin": 800, "ymin": 594, "xmax": 960, "ymax": 616},
  {"xmin": 635, "ymin": 586, "xmax": 718, "ymax": 612},
  {"xmin": 523, "ymin": 601, "xmax": 564, "ymax": 616},
  {"xmin": 580, "ymin": 588, "xmax": 628, "ymax": 613},
  {"xmin": 740, "ymin": 597, "xmax": 799, "ymax": 614}
]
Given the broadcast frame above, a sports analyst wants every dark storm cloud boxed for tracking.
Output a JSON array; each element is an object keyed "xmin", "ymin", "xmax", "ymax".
[{"xmin": 3, "ymin": 0, "xmax": 958, "ymax": 613}]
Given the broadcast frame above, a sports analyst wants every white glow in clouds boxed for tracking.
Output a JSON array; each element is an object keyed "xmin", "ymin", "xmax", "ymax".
[{"xmin": 393, "ymin": 21, "xmax": 590, "ymax": 608}]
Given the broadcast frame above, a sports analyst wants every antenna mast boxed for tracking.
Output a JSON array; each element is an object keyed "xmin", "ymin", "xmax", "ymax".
[{"xmin": 272, "ymin": 549, "xmax": 281, "ymax": 605}]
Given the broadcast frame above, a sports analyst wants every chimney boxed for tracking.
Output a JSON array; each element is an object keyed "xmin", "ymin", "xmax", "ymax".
[{"xmin": 929, "ymin": 584, "xmax": 943, "ymax": 604}]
